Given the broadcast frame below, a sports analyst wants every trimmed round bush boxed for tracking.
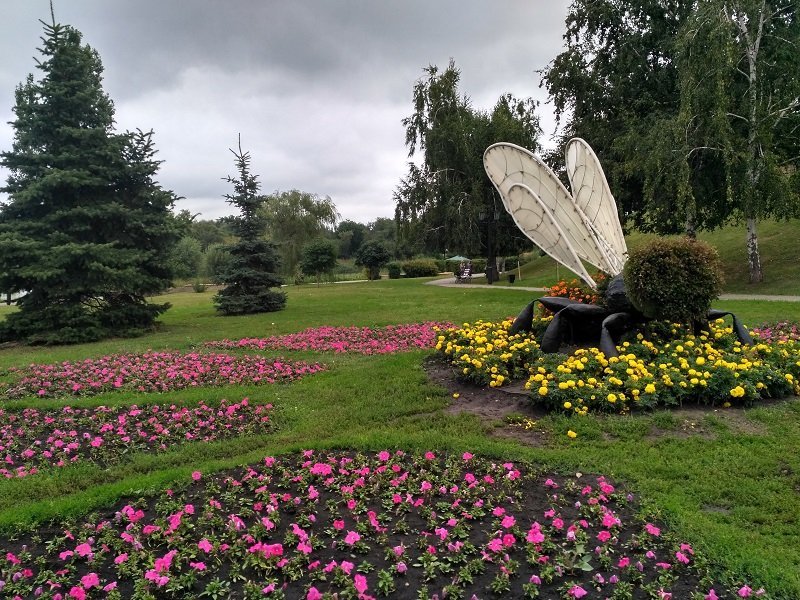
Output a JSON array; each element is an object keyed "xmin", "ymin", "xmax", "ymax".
[
  {"xmin": 401, "ymin": 259, "xmax": 439, "ymax": 278},
  {"xmin": 623, "ymin": 237, "xmax": 723, "ymax": 323},
  {"xmin": 387, "ymin": 261, "xmax": 402, "ymax": 279}
]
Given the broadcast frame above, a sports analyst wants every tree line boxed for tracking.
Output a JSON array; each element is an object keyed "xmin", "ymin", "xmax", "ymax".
[{"xmin": 393, "ymin": 0, "xmax": 799, "ymax": 284}]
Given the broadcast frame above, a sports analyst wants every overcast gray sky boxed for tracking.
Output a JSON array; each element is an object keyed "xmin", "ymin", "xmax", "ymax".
[{"xmin": 0, "ymin": 1, "xmax": 570, "ymax": 223}]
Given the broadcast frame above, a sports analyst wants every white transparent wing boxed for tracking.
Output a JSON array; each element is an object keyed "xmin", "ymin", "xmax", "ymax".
[
  {"xmin": 484, "ymin": 142, "xmax": 612, "ymax": 275},
  {"xmin": 565, "ymin": 138, "xmax": 627, "ymax": 274},
  {"xmin": 503, "ymin": 183, "xmax": 597, "ymax": 289}
]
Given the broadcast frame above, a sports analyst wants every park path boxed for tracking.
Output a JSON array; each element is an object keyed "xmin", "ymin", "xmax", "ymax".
[{"xmin": 425, "ymin": 276, "xmax": 800, "ymax": 302}]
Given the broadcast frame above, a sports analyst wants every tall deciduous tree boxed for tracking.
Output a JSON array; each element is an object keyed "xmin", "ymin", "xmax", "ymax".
[
  {"xmin": 0, "ymin": 20, "xmax": 179, "ymax": 344},
  {"xmin": 261, "ymin": 190, "xmax": 339, "ymax": 276},
  {"xmin": 213, "ymin": 141, "xmax": 286, "ymax": 315},
  {"xmin": 540, "ymin": 0, "xmax": 697, "ymax": 232},
  {"xmin": 675, "ymin": 0, "xmax": 800, "ymax": 282},
  {"xmin": 395, "ymin": 60, "xmax": 540, "ymax": 265}
]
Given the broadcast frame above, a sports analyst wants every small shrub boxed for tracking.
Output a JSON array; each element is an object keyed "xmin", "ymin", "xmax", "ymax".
[
  {"xmin": 387, "ymin": 261, "xmax": 402, "ymax": 279},
  {"xmin": 471, "ymin": 258, "xmax": 487, "ymax": 274},
  {"xmin": 623, "ymin": 237, "xmax": 723, "ymax": 323},
  {"xmin": 192, "ymin": 280, "xmax": 206, "ymax": 293},
  {"xmin": 401, "ymin": 259, "xmax": 439, "ymax": 278}
]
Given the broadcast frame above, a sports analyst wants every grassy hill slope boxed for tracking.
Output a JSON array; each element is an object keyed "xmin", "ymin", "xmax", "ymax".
[{"xmin": 513, "ymin": 219, "xmax": 800, "ymax": 295}]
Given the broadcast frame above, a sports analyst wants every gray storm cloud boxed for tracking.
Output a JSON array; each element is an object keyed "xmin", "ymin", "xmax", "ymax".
[{"xmin": 0, "ymin": 0, "xmax": 568, "ymax": 222}]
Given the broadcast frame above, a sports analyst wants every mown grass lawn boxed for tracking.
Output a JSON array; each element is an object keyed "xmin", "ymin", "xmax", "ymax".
[{"xmin": 1, "ymin": 279, "xmax": 799, "ymax": 598}]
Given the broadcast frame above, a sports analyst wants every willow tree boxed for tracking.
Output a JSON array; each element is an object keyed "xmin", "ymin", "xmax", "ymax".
[
  {"xmin": 395, "ymin": 60, "xmax": 540, "ymax": 263},
  {"xmin": 676, "ymin": 0, "xmax": 799, "ymax": 282}
]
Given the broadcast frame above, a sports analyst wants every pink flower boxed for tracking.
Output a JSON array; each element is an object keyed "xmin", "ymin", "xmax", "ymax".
[
  {"xmin": 74, "ymin": 543, "xmax": 92, "ymax": 558},
  {"xmin": 340, "ymin": 561, "xmax": 354, "ymax": 575},
  {"xmin": 114, "ymin": 553, "xmax": 128, "ymax": 564},
  {"xmin": 738, "ymin": 586, "xmax": 753, "ymax": 597},
  {"xmin": 354, "ymin": 574, "xmax": 368, "ymax": 594},
  {"xmin": 307, "ymin": 587, "xmax": 322, "ymax": 600},
  {"xmin": 191, "ymin": 471, "xmax": 202, "ymax": 481},
  {"xmin": 68, "ymin": 586, "xmax": 86, "ymax": 600},
  {"xmin": 597, "ymin": 530, "xmax": 611, "ymax": 542},
  {"xmin": 344, "ymin": 531, "xmax": 361, "ymax": 545},
  {"xmin": 462, "ymin": 452, "xmax": 473, "ymax": 460},
  {"xmin": 198, "ymin": 539, "xmax": 213, "ymax": 553},
  {"xmin": 396, "ymin": 561, "xmax": 407, "ymax": 574},
  {"xmin": 501, "ymin": 515, "xmax": 516, "ymax": 528},
  {"xmin": 189, "ymin": 561, "xmax": 206, "ymax": 571},
  {"xmin": 378, "ymin": 450, "xmax": 390, "ymax": 461},
  {"xmin": 80, "ymin": 573, "xmax": 99, "ymax": 589},
  {"xmin": 618, "ymin": 557, "xmax": 630, "ymax": 568},
  {"xmin": 568, "ymin": 585, "xmax": 588, "ymax": 598},
  {"xmin": 645, "ymin": 522, "xmax": 661, "ymax": 536},
  {"xmin": 676, "ymin": 551, "xmax": 690, "ymax": 564},
  {"xmin": 705, "ymin": 590, "xmax": 720, "ymax": 600}
]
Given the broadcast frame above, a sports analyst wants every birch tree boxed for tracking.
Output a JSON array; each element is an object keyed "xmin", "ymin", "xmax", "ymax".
[{"xmin": 677, "ymin": 0, "xmax": 799, "ymax": 282}]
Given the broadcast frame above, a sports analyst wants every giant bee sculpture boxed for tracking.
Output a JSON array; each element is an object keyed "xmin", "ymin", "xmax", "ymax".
[{"xmin": 483, "ymin": 139, "xmax": 751, "ymax": 357}]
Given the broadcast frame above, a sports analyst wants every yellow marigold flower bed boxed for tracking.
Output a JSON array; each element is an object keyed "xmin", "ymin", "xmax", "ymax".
[{"xmin": 435, "ymin": 318, "xmax": 800, "ymax": 414}]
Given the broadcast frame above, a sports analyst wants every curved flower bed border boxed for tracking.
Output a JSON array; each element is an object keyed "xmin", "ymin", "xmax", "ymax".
[
  {"xmin": 205, "ymin": 322, "xmax": 453, "ymax": 355},
  {"xmin": 0, "ymin": 451, "xmax": 760, "ymax": 599},
  {"xmin": 436, "ymin": 319, "xmax": 800, "ymax": 414},
  {"xmin": 0, "ymin": 398, "xmax": 273, "ymax": 478},
  {"xmin": 3, "ymin": 353, "xmax": 326, "ymax": 399}
]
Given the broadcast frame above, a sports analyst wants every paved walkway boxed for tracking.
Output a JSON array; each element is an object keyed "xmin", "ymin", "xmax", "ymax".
[{"xmin": 426, "ymin": 276, "xmax": 800, "ymax": 302}]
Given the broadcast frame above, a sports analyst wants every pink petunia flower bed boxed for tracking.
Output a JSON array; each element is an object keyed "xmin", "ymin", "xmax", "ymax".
[
  {"xmin": 750, "ymin": 321, "xmax": 800, "ymax": 343},
  {"xmin": 0, "ymin": 451, "xmax": 762, "ymax": 598},
  {"xmin": 3, "ymin": 352, "xmax": 325, "ymax": 399},
  {"xmin": 205, "ymin": 321, "xmax": 453, "ymax": 354},
  {"xmin": 0, "ymin": 398, "xmax": 272, "ymax": 478}
]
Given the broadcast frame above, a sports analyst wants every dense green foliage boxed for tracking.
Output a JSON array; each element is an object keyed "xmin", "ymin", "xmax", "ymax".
[
  {"xmin": 395, "ymin": 60, "xmax": 540, "ymax": 262},
  {"xmin": 355, "ymin": 240, "xmax": 392, "ymax": 280},
  {"xmin": 0, "ymin": 22, "xmax": 179, "ymax": 344},
  {"xmin": 541, "ymin": 0, "xmax": 799, "ymax": 283},
  {"xmin": 168, "ymin": 236, "xmax": 204, "ymax": 279},
  {"xmin": 299, "ymin": 238, "xmax": 338, "ymax": 284},
  {"xmin": 401, "ymin": 258, "xmax": 439, "ymax": 278},
  {"xmin": 624, "ymin": 237, "xmax": 724, "ymax": 323},
  {"xmin": 213, "ymin": 144, "xmax": 285, "ymax": 315},
  {"xmin": 262, "ymin": 190, "xmax": 339, "ymax": 276},
  {"xmin": 386, "ymin": 261, "xmax": 402, "ymax": 279}
]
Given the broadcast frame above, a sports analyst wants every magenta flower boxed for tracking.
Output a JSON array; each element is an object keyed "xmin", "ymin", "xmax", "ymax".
[
  {"xmin": 645, "ymin": 522, "xmax": 661, "ymax": 536},
  {"xmin": 568, "ymin": 585, "xmax": 588, "ymax": 598},
  {"xmin": 354, "ymin": 574, "xmax": 368, "ymax": 594},
  {"xmin": 80, "ymin": 573, "xmax": 99, "ymax": 589},
  {"xmin": 344, "ymin": 531, "xmax": 361, "ymax": 545}
]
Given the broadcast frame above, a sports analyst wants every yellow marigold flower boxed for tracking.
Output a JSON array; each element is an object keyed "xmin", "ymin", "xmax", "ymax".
[
  {"xmin": 462, "ymin": 368, "xmax": 469, "ymax": 375},
  {"xmin": 563, "ymin": 401, "xmax": 572, "ymax": 409},
  {"xmin": 696, "ymin": 356, "xmax": 706, "ymax": 366},
  {"xmin": 607, "ymin": 393, "xmax": 617, "ymax": 403},
  {"xmin": 452, "ymin": 392, "xmax": 460, "ymax": 399},
  {"xmin": 538, "ymin": 386, "xmax": 548, "ymax": 396},
  {"xmin": 644, "ymin": 383, "xmax": 656, "ymax": 394},
  {"xmin": 567, "ymin": 430, "xmax": 577, "ymax": 439}
]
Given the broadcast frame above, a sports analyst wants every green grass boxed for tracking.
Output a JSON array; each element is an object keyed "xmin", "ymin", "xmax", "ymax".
[
  {"xmin": 512, "ymin": 218, "xmax": 800, "ymax": 295},
  {"xmin": 1, "ymin": 281, "xmax": 800, "ymax": 596}
]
